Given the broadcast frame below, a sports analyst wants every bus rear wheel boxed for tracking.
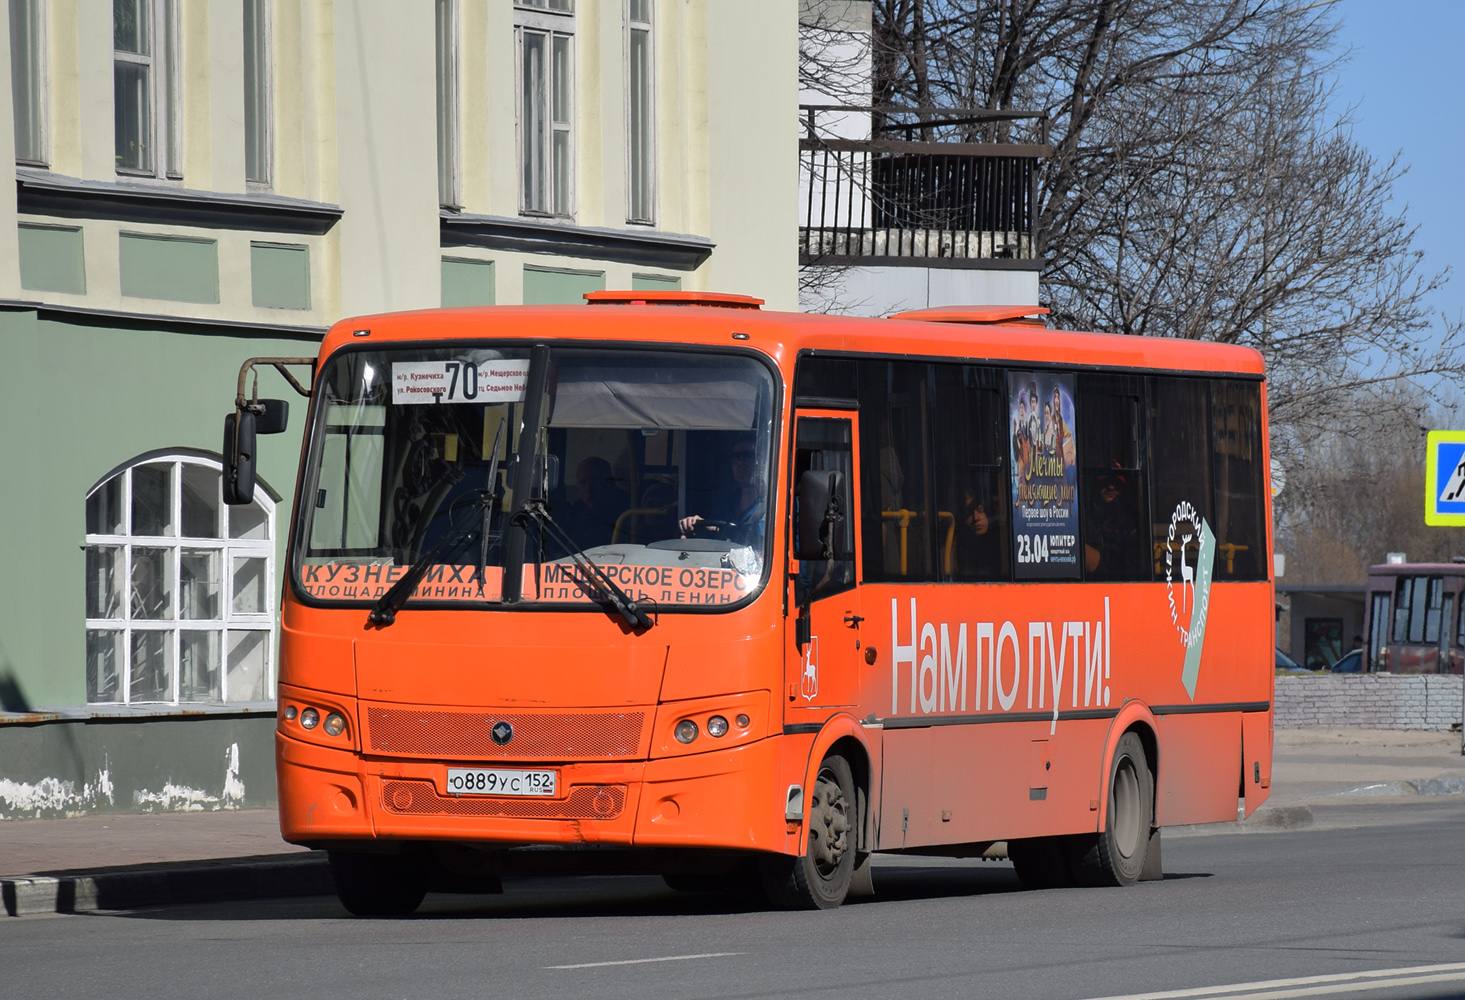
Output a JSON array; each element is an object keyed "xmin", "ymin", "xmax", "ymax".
[
  {"xmin": 760, "ymin": 754, "xmax": 857, "ymax": 910},
  {"xmin": 328, "ymin": 849, "xmax": 428, "ymax": 917},
  {"xmin": 1071, "ymin": 732, "xmax": 1154, "ymax": 887}
]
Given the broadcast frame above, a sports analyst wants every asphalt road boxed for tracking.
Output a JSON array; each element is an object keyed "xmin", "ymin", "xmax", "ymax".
[{"xmin": 6, "ymin": 801, "xmax": 1465, "ymax": 1000}]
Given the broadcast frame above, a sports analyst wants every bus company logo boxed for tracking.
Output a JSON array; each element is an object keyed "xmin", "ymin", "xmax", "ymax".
[
  {"xmin": 490, "ymin": 721, "xmax": 514, "ymax": 745},
  {"xmin": 1163, "ymin": 501, "xmax": 1206, "ymax": 647},
  {"xmin": 801, "ymin": 637, "xmax": 819, "ymax": 701},
  {"xmin": 1163, "ymin": 500, "xmax": 1216, "ymax": 700}
]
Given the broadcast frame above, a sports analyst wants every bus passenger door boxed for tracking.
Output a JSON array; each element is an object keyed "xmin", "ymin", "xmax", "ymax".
[{"xmin": 788, "ymin": 412, "xmax": 862, "ymax": 711}]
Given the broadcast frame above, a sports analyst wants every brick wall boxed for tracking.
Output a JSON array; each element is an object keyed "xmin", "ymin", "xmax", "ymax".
[{"xmin": 1274, "ymin": 675, "xmax": 1464, "ymax": 730}]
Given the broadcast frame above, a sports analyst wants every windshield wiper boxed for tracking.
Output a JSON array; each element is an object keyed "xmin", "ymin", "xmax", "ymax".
[
  {"xmin": 369, "ymin": 421, "xmax": 508, "ymax": 628},
  {"xmin": 513, "ymin": 499, "xmax": 655, "ymax": 630}
]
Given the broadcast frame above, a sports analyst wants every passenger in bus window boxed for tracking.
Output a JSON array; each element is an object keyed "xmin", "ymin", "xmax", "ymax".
[
  {"xmin": 564, "ymin": 456, "xmax": 630, "ymax": 550},
  {"xmin": 678, "ymin": 433, "xmax": 766, "ymax": 546},
  {"xmin": 1083, "ymin": 464, "xmax": 1143, "ymax": 579},
  {"xmin": 958, "ymin": 486, "xmax": 1002, "ymax": 575}
]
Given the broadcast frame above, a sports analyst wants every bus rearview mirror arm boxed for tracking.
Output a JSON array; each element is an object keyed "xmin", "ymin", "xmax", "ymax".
[{"xmin": 223, "ymin": 356, "xmax": 315, "ymax": 506}]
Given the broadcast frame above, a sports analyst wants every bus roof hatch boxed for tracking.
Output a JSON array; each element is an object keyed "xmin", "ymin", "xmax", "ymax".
[
  {"xmin": 584, "ymin": 290, "xmax": 764, "ymax": 309},
  {"xmin": 889, "ymin": 305, "xmax": 1049, "ymax": 326}
]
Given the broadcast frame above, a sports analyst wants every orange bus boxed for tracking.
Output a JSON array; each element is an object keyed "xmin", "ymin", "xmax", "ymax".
[{"xmin": 225, "ymin": 292, "xmax": 1273, "ymax": 914}]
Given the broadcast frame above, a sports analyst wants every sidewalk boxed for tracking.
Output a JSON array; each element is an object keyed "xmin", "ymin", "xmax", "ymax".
[{"xmin": 4, "ymin": 728, "xmax": 1465, "ymax": 915}]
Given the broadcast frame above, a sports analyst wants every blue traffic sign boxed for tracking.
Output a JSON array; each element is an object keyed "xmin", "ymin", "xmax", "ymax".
[{"xmin": 1425, "ymin": 431, "xmax": 1465, "ymax": 525}]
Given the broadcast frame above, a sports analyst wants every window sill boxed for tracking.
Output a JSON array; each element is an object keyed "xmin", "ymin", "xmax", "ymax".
[
  {"xmin": 17, "ymin": 168, "xmax": 343, "ymax": 236},
  {"xmin": 441, "ymin": 210, "xmax": 714, "ymax": 270},
  {"xmin": 0, "ymin": 701, "xmax": 278, "ymax": 725}
]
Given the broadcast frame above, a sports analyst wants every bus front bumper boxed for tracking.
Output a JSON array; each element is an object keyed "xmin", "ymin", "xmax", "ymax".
[{"xmin": 276, "ymin": 731, "xmax": 790, "ymax": 853}]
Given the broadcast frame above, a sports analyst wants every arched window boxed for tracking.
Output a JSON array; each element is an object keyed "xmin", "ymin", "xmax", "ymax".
[{"xmin": 84, "ymin": 454, "xmax": 276, "ymax": 704}]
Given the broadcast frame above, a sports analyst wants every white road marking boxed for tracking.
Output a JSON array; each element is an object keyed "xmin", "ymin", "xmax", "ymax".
[
  {"xmin": 545, "ymin": 952, "xmax": 743, "ymax": 970},
  {"xmin": 1081, "ymin": 963, "xmax": 1465, "ymax": 1000}
]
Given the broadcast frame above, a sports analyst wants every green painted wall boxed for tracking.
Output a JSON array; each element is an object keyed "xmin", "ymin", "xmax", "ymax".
[
  {"xmin": 441, "ymin": 257, "xmax": 495, "ymax": 306},
  {"xmin": 522, "ymin": 264, "xmax": 605, "ymax": 305},
  {"xmin": 632, "ymin": 272, "xmax": 681, "ymax": 291},
  {"xmin": 0, "ymin": 715, "xmax": 277, "ymax": 819},
  {"xmin": 0, "ymin": 309, "xmax": 315, "ymax": 711},
  {"xmin": 119, "ymin": 233, "xmax": 220, "ymax": 304},
  {"xmin": 251, "ymin": 242, "xmax": 312, "ymax": 310},
  {"xmin": 18, "ymin": 224, "xmax": 86, "ymax": 294}
]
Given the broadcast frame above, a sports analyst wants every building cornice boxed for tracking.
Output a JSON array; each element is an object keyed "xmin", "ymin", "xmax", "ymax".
[
  {"xmin": 16, "ymin": 169, "xmax": 343, "ymax": 235},
  {"xmin": 441, "ymin": 211, "xmax": 714, "ymax": 271}
]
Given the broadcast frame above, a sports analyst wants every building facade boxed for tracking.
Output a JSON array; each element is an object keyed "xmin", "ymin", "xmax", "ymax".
[{"xmin": 0, "ymin": 0, "xmax": 796, "ymax": 818}]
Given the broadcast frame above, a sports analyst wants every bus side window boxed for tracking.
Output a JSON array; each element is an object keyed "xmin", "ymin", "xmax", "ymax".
[
  {"xmin": 1210, "ymin": 380, "xmax": 1267, "ymax": 580},
  {"xmin": 931, "ymin": 364, "xmax": 1008, "ymax": 581},
  {"xmin": 1148, "ymin": 377, "xmax": 1214, "ymax": 581},
  {"xmin": 857, "ymin": 361, "xmax": 935, "ymax": 581},
  {"xmin": 1076, "ymin": 374, "xmax": 1148, "ymax": 582}
]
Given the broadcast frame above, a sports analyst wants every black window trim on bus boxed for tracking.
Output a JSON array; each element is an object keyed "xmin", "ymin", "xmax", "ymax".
[
  {"xmin": 289, "ymin": 337, "xmax": 786, "ymax": 617},
  {"xmin": 793, "ymin": 347, "xmax": 1267, "ymax": 383},
  {"xmin": 792, "ymin": 350, "xmax": 1270, "ymax": 586}
]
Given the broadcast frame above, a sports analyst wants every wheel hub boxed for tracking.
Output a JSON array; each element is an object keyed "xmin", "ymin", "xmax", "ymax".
[{"xmin": 808, "ymin": 768, "xmax": 851, "ymax": 877}]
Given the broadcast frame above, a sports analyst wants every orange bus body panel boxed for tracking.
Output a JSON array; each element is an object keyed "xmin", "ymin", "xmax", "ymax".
[{"xmin": 276, "ymin": 304, "xmax": 1272, "ymax": 859}]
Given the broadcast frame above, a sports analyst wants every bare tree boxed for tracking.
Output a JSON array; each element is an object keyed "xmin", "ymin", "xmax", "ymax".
[
  {"xmin": 1276, "ymin": 383, "xmax": 1465, "ymax": 583},
  {"xmin": 865, "ymin": 0, "xmax": 1463, "ymax": 439}
]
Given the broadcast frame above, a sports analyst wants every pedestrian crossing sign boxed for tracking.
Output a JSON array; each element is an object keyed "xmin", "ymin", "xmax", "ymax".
[{"xmin": 1426, "ymin": 430, "xmax": 1465, "ymax": 525}]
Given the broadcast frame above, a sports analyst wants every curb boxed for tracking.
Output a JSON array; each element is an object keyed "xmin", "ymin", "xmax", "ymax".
[{"xmin": 1, "ymin": 852, "xmax": 331, "ymax": 917}]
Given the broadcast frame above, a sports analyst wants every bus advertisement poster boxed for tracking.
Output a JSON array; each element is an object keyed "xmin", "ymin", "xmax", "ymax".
[{"xmin": 1007, "ymin": 371, "xmax": 1080, "ymax": 579}]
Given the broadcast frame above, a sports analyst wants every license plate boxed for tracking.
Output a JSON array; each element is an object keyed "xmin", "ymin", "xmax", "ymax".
[{"xmin": 444, "ymin": 768, "xmax": 557, "ymax": 797}]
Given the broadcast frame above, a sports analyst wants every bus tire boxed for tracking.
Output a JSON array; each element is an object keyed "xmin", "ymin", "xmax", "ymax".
[
  {"xmin": 1072, "ymin": 732, "xmax": 1153, "ymax": 887},
  {"xmin": 759, "ymin": 754, "xmax": 857, "ymax": 910},
  {"xmin": 1007, "ymin": 836, "xmax": 1075, "ymax": 889},
  {"xmin": 328, "ymin": 849, "xmax": 428, "ymax": 917}
]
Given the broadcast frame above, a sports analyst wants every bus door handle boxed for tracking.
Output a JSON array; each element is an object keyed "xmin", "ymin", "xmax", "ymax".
[{"xmin": 844, "ymin": 615, "xmax": 864, "ymax": 629}]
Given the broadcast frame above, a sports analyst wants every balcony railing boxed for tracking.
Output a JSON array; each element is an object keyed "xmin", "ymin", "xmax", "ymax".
[{"xmin": 799, "ymin": 106, "xmax": 1049, "ymax": 267}]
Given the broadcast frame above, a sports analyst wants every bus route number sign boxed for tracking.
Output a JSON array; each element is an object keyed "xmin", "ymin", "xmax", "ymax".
[
  {"xmin": 1425, "ymin": 430, "xmax": 1465, "ymax": 526},
  {"xmin": 393, "ymin": 360, "xmax": 530, "ymax": 406}
]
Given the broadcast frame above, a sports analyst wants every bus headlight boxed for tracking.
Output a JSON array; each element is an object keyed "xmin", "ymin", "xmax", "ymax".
[
  {"xmin": 674, "ymin": 720, "xmax": 699, "ymax": 744},
  {"xmin": 300, "ymin": 707, "xmax": 320, "ymax": 730},
  {"xmin": 323, "ymin": 712, "xmax": 347, "ymax": 737},
  {"xmin": 706, "ymin": 715, "xmax": 729, "ymax": 738}
]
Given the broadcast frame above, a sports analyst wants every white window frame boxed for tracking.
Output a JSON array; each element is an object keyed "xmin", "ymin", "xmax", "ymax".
[
  {"xmin": 84, "ymin": 455, "xmax": 276, "ymax": 706},
  {"xmin": 624, "ymin": 0, "xmax": 654, "ymax": 225},
  {"xmin": 436, "ymin": 0, "xmax": 460, "ymax": 208},
  {"xmin": 10, "ymin": 0, "xmax": 48, "ymax": 166},
  {"xmin": 112, "ymin": 0, "xmax": 181, "ymax": 180},
  {"xmin": 243, "ymin": 0, "xmax": 272, "ymax": 188},
  {"xmin": 515, "ymin": 3, "xmax": 575, "ymax": 218}
]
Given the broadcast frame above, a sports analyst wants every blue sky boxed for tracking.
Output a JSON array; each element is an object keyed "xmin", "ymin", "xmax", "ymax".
[{"xmin": 1333, "ymin": 0, "xmax": 1465, "ymax": 334}]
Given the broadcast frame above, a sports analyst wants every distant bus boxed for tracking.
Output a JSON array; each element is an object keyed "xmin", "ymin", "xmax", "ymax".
[
  {"xmin": 1363, "ymin": 562, "xmax": 1465, "ymax": 674},
  {"xmin": 226, "ymin": 292, "xmax": 1274, "ymax": 914}
]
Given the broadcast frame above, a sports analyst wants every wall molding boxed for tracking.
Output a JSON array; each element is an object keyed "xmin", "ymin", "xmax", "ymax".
[
  {"xmin": 441, "ymin": 211, "xmax": 714, "ymax": 271},
  {"xmin": 16, "ymin": 169, "xmax": 343, "ymax": 235}
]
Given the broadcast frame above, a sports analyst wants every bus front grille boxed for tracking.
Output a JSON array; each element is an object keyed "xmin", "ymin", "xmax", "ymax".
[
  {"xmin": 380, "ymin": 779, "xmax": 628, "ymax": 820},
  {"xmin": 364, "ymin": 707, "xmax": 648, "ymax": 760}
]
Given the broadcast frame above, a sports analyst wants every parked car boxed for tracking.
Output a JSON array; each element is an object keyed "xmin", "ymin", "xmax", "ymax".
[
  {"xmin": 1331, "ymin": 649, "xmax": 1363, "ymax": 673},
  {"xmin": 1275, "ymin": 648, "xmax": 1318, "ymax": 674}
]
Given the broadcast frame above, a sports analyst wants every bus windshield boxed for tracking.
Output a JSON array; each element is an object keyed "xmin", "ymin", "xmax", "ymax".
[{"xmin": 295, "ymin": 344, "xmax": 778, "ymax": 611}]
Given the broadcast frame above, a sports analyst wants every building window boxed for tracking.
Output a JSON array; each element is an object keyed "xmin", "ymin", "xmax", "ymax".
[
  {"xmin": 243, "ymin": 0, "xmax": 270, "ymax": 186},
  {"xmin": 435, "ymin": 0, "xmax": 459, "ymax": 207},
  {"xmin": 10, "ymin": 0, "xmax": 45, "ymax": 165},
  {"xmin": 84, "ymin": 455, "xmax": 275, "ymax": 705},
  {"xmin": 113, "ymin": 0, "xmax": 180, "ymax": 178},
  {"xmin": 626, "ymin": 0, "xmax": 653, "ymax": 223},
  {"xmin": 516, "ymin": 1, "xmax": 574, "ymax": 216}
]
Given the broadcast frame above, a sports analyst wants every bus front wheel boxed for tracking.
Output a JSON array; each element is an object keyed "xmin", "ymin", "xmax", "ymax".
[
  {"xmin": 760, "ymin": 754, "xmax": 857, "ymax": 909},
  {"xmin": 328, "ymin": 849, "xmax": 428, "ymax": 917},
  {"xmin": 1072, "ymin": 731, "xmax": 1154, "ymax": 887}
]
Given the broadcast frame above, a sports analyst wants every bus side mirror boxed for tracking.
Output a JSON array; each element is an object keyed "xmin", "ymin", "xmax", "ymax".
[
  {"xmin": 796, "ymin": 469, "xmax": 843, "ymax": 561},
  {"xmin": 255, "ymin": 398, "xmax": 289, "ymax": 434},
  {"xmin": 223, "ymin": 410, "xmax": 257, "ymax": 505}
]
